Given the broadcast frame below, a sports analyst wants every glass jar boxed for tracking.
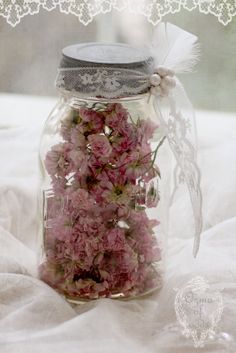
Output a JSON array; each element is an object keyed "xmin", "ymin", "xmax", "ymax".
[{"xmin": 38, "ymin": 43, "xmax": 172, "ymax": 302}]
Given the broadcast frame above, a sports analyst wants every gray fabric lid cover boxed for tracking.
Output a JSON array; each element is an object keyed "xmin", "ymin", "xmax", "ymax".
[
  {"xmin": 61, "ymin": 42, "xmax": 152, "ymax": 69},
  {"xmin": 57, "ymin": 42, "xmax": 153, "ymax": 97}
]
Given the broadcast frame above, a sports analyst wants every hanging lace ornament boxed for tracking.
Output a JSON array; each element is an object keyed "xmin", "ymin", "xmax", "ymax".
[
  {"xmin": 0, "ymin": 0, "xmax": 234, "ymax": 27},
  {"xmin": 55, "ymin": 22, "xmax": 203, "ymax": 256}
]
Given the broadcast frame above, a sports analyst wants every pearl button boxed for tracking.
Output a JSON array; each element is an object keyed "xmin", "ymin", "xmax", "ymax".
[
  {"xmin": 150, "ymin": 73, "xmax": 161, "ymax": 86},
  {"xmin": 162, "ymin": 77, "xmax": 176, "ymax": 88},
  {"xmin": 156, "ymin": 66, "xmax": 175, "ymax": 77}
]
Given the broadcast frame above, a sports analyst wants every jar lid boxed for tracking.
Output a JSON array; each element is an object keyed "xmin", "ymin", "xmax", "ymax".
[
  {"xmin": 56, "ymin": 42, "xmax": 154, "ymax": 98},
  {"xmin": 62, "ymin": 42, "xmax": 152, "ymax": 68}
]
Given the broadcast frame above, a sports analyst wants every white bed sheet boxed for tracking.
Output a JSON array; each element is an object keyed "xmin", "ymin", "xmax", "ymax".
[{"xmin": 0, "ymin": 94, "xmax": 236, "ymax": 353}]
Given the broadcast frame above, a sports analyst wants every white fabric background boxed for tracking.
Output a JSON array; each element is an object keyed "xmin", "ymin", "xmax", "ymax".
[{"xmin": 0, "ymin": 93, "xmax": 236, "ymax": 353}]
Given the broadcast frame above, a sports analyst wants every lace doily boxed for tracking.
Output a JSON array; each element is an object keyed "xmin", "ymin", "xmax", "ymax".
[{"xmin": 0, "ymin": 0, "xmax": 235, "ymax": 27}]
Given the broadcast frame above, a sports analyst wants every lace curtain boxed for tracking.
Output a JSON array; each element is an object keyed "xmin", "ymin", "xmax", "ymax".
[{"xmin": 0, "ymin": 0, "xmax": 235, "ymax": 27}]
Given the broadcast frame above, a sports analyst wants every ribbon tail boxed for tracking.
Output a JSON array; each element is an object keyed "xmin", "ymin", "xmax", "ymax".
[{"xmin": 153, "ymin": 80, "xmax": 203, "ymax": 257}]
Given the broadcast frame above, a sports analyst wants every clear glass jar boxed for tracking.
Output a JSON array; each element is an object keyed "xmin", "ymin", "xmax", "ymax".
[
  {"xmin": 37, "ymin": 41, "xmax": 176, "ymax": 302},
  {"xmin": 38, "ymin": 92, "xmax": 171, "ymax": 302}
]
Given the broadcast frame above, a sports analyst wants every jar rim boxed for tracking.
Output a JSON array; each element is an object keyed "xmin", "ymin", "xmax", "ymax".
[{"xmin": 58, "ymin": 87, "xmax": 150, "ymax": 103}]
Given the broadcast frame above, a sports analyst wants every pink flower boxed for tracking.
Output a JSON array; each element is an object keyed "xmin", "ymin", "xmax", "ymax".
[
  {"xmin": 91, "ymin": 203, "xmax": 118, "ymax": 221},
  {"xmin": 127, "ymin": 210, "xmax": 159, "ymax": 233},
  {"xmin": 92, "ymin": 173, "xmax": 135, "ymax": 206},
  {"xmin": 117, "ymin": 151, "xmax": 139, "ymax": 178},
  {"xmin": 104, "ymin": 227, "xmax": 126, "ymax": 251},
  {"xmin": 47, "ymin": 214, "xmax": 74, "ymax": 241},
  {"xmin": 68, "ymin": 188, "xmax": 91, "ymax": 209},
  {"xmin": 109, "ymin": 121, "xmax": 138, "ymax": 154},
  {"xmin": 80, "ymin": 107, "xmax": 104, "ymax": 133},
  {"xmin": 100, "ymin": 245, "xmax": 138, "ymax": 275},
  {"xmin": 100, "ymin": 168, "xmax": 126, "ymax": 185},
  {"xmin": 117, "ymin": 205, "xmax": 130, "ymax": 219},
  {"xmin": 105, "ymin": 103, "xmax": 128, "ymax": 129},
  {"xmin": 88, "ymin": 154, "xmax": 105, "ymax": 176},
  {"xmin": 51, "ymin": 176, "xmax": 67, "ymax": 195},
  {"xmin": 112, "ymin": 134, "xmax": 136, "ymax": 154},
  {"xmin": 137, "ymin": 118, "xmax": 158, "ymax": 142},
  {"xmin": 105, "ymin": 183, "xmax": 136, "ymax": 206},
  {"xmin": 45, "ymin": 143, "xmax": 72, "ymax": 177},
  {"xmin": 70, "ymin": 128, "xmax": 86, "ymax": 149},
  {"xmin": 68, "ymin": 149, "xmax": 90, "ymax": 177},
  {"xmin": 75, "ymin": 215, "xmax": 105, "ymax": 238},
  {"xmin": 68, "ymin": 149, "xmax": 85, "ymax": 166},
  {"xmin": 88, "ymin": 134, "xmax": 112, "ymax": 159},
  {"xmin": 117, "ymin": 150, "xmax": 152, "ymax": 180},
  {"xmin": 60, "ymin": 110, "xmax": 80, "ymax": 141}
]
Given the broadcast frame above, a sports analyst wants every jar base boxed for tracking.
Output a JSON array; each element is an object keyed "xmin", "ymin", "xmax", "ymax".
[{"xmin": 65, "ymin": 282, "xmax": 163, "ymax": 305}]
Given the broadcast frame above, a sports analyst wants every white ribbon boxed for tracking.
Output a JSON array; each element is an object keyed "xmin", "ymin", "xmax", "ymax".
[{"xmin": 149, "ymin": 67, "xmax": 202, "ymax": 256}]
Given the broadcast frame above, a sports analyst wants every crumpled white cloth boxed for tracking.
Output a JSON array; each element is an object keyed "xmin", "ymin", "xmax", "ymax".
[{"xmin": 0, "ymin": 94, "xmax": 236, "ymax": 353}]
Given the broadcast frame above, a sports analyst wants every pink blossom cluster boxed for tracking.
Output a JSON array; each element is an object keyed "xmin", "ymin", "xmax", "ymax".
[{"xmin": 39, "ymin": 103, "xmax": 162, "ymax": 299}]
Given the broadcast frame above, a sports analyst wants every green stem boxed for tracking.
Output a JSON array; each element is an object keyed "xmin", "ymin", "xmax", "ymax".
[
  {"xmin": 140, "ymin": 136, "xmax": 167, "ymax": 178},
  {"xmin": 151, "ymin": 136, "xmax": 166, "ymax": 168}
]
